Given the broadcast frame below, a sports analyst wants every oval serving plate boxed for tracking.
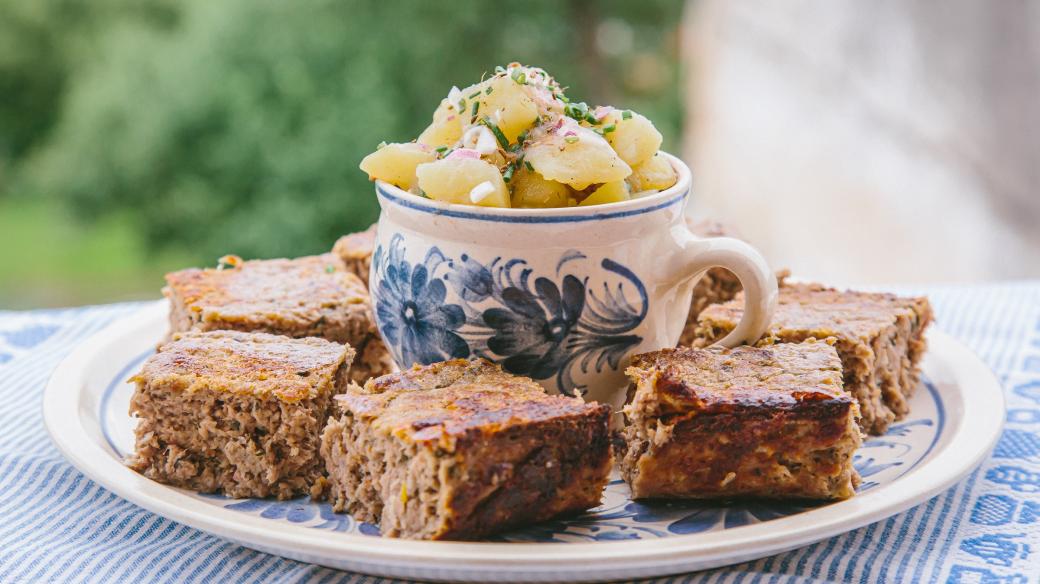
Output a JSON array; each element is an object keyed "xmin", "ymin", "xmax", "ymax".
[{"xmin": 43, "ymin": 300, "xmax": 1004, "ymax": 582}]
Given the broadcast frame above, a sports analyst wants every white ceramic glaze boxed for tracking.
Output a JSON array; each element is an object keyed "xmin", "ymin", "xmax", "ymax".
[
  {"xmin": 368, "ymin": 153, "xmax": 778, "ymax": 407},
  {"xmin": 43, "ymin": 301, "xmax": 1005, "ymax": 582}
]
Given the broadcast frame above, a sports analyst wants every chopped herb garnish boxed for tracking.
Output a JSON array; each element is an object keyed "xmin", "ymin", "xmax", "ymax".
[
  {"xmin": 564, "ymin": 135, "xmax": 579, "ymax": 144},
  {"xmin": 418, "ymin": 189, "xmax": 429, "ymax": 198},
  {"xmin": 325, "ymin": 265, "xmax": 335, "ymax": 274},
  {"xmin": 485, "ymin": 86, "xmax": 493, "ymax": 95},
  {"xmin": 457, "ymin": 98, "xmax": 466, "ymax": 111},
  {"xmin": 564, "ymin": 101, "xmax": 598, "ymax": 124},
  {"xmin": 602, "ymin": 123, "xmax": 616, "ymax": 134},
  {"xmin": 622, "ymin": 110, "xmax": 633, "ymax": 120},
  {"xmin": 471, "ymin": 101, "xmax": 480, "ymax": 118},
  {"xmin": 435, "ymin": 146, "xmax": 448, "ymax": 153},
  {"xmin": 468, "ymin": 91, "xmax": 481, "ymax": 99},
  {"xmin": 524, "ymin": 160, "xmax": 534, "ymax": 171},
  {"xmin": 511, "ymin": 68, "xmax": 527, "ymax": 85},
  {"xmin": 503, "ymin": 162, "xmax": 517, "ymax": 183},
  {"xmin": 481, "ymin": 118, "xmax": 510, "ymax": 148}
]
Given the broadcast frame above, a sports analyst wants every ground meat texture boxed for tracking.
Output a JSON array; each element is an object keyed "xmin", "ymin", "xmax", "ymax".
[
  {"xmin": 332, "ymin": 224, "xmax": 377, "ymax": 286},
  {"xmin": 163, "ymin": 253, "xmax": 392, "ymax": 384},
  {"xmin": 128, "ymin": 331, "xmax": 354, "ymax": 500},
  {"xmin": 694, "ymin": 282, "xmax": 933, "ymax": 435},
  {"xmin": 677, "ymin": 219, "xmax": 789, "ymax": 347},
  {"xmin": 320, "ymin": 359, "xmax": 613, "ymax": 540},
  {"xmin": 619, "ymin": 342, "xmax": 862, "ymax": 500}
]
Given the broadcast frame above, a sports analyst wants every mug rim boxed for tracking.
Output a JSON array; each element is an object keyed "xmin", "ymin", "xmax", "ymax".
[{"xmin": 374, "ymin": 151, "xmax": 691, "ymax": 224}]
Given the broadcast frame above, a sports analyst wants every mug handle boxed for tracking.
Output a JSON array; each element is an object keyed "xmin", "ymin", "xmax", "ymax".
[{"xmin": 675, "ymin": 229, "xmax": 778, "ymax": 347}]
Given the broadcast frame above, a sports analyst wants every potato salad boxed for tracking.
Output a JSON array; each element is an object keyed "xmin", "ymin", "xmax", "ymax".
[{"xmin": 360, "ymin": 63, "xmax": 677, "ymax": 208}]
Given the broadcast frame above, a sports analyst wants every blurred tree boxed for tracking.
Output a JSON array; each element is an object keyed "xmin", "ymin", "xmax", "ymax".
[
  {"xmin": 0, "ymin": 0, "xmax": 178, "ymax": 181},
  {"xmin": 15, "ymin": 0, "xmax": 683, "ymax": 262}
]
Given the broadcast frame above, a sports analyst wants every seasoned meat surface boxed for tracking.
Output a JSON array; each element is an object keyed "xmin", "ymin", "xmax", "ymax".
[
  {"xmin": 619, "ymin": 342, "xmax": 862, "ymax": 500},
  {"xmin": 695, "ymin": 282, "xmax": 932, "ymax": 434},
  {"xmin": 128, "ymin": 331, "xmax": 354, "ymax": 499},
  {"xmin": 164, "ymin": 253, "xmax": 391, "ymax": 384},
  {"xmin": 321, "ymin": 359, "xmax": 613, "ymax": 540}
]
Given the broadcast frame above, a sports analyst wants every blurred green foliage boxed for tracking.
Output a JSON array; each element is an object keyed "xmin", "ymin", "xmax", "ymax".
[{"xmin": 2, "ymin": 0, "xmax": 683, "ymax": 304}]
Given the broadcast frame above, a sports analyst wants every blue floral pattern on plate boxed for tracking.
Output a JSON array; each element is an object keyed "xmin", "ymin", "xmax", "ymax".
[{"xmin": 372, "ymin": 235, "xmax": 648, "ymax": 395}]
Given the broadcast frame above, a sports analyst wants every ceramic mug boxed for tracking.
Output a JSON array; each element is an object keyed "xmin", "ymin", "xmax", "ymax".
[{"xmin": 369, "ymin": 153, "xmax": 777, "ymax": 409}]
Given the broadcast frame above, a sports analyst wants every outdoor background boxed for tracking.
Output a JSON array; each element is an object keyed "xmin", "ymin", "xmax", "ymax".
[{"xmin": 1, "ymin": 0, "xmax": 1037, "ymax": 308}]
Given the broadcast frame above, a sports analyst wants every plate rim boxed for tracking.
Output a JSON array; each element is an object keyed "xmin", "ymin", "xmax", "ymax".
[{"xmin": 42, "ymin": 300, "xmax": 1006, "ymax": 580}]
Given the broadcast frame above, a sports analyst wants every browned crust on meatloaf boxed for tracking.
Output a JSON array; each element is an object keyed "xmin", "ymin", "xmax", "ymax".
[
  {"xmin": 332, "ymin": 224, "xmax": 377, "ymax": 285},
  {"xmin": 694, "ymin": 282, "xmax": 932, "ymax": 435},
  {"xmin": 677, "ymin": 219, "xmax": 789, "ymax": 346},
  {"xmin": 163, "ymin": 253, "xmax": 391, "ymax": 384},
  {"xmin": 321, "ymin": 359, "xmax": 613, "ymax": 540},
  {"xmin": 619, "ymin": 342, "xmax": 861, "ymax": 500},
  {"xmin": 128, "ymin": 331, "xmax": 354, "ymax": 499}
]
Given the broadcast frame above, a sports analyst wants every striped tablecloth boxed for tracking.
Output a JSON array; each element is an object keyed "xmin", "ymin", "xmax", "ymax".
[{"xmin": 1, "ymin": 281, "xmax": 1037, "ymax": 583}]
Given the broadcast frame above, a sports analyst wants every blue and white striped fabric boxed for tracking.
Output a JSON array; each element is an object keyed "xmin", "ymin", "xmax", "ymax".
[{"xmin": 0, "ymin": 281, "xmax": 1038, "ymax": 583}]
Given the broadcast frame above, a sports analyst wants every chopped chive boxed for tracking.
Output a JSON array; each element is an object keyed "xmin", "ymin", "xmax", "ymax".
[
  {"xmin": 468, "ymin": 91, "xmax": 481, "ymax": 99},
  {"xmin": 564, "ymin": 135, "xmax": 579, "ymax": 144},
  {"xmin": 622, "ymin": 110, "xmax": 633, "ymax": 120},
  {"xmin": 481, "ymin": 118, "xmax": 510, "ymax": 148},
  {"xmin": 418, "ymin": 189, "xmax": 429, "ymax": 199},
  {"xmin": 564, "ymin": 101, "xmax": 598, "ymax": 124},
  {"xmin": 471, "ymin": 101, "xmax": 480, "ymax": 118},
  {"xmin": 485, "ymin": 86, "xmax": 493, "ymax": 95},
  {"xmin": 325, "ymin": 265, "xmax": 335, "ymax": 274},
  {"xmin": 524, "ymin": 160, "xmax": 534, "ymax": 171},
  {"xmin": 503, "ymin": 163, "xmax": 516, "ymax": 183},
  {"xmin": 458, "ymin": 98, "xmax": 466, "ymax": 111},
  {"xmin": 602, "ymin": 123, "xmax": 616, "ymax": 133},
  {"xmin": 510, "ymin": 68, "xmax": 526, "ymax": 85},
  {"xmin": 435, "ymin": 146, "xmax": 448, "ymax": 153}
]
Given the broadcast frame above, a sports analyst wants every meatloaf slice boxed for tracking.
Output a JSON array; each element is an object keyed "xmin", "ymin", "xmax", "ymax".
[
  {"xmin": 332, "ymin": 224, "xmax": 377, "ymax": 286},
  {"xmin": 320, "ymin": 359, "xmax": 613, "ymax": 540},
  {"xmin": 128, "ymin": 330, "xmax": 354, "ymax": 500},
  {"xmin": 163, "ymin": 253, "xmax": 391, "ymax": 384},
  {"xmin": 694, "ymin": 282, "xmax": 932, "ymax": 435},
  {"xmin": 619, "ymin": 342, "xmax": 861, "ymax": 500}
]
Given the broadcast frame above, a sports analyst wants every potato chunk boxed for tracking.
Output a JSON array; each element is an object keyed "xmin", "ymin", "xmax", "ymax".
[
  {"xmin": 417, "ymin": 99, "xmax": 465, "ymax": 148},
  {"xmin": 604, "ymin": 110, "xmax": 662, "ymax": 167},
  {"xmin": 416, "ymin": 156, "xmax": 510, "ymax": 208},
  {"xmin": 579, "ymin": 181, "xmax": 630, "ymax": 207},
  {"xmin": 526, "ymin": 126, "xmax": 631, "ymax": 190},
  {"xmin": 627, "ymin": 153, "xmax": 678, "ymax": 193},
  {"xmin": 510, "ymin": 167, "xmax": 573, "ymax": 208},
  {"xmin": 359, "ymin": 142, "xmax": 437, "ymax": 190},
  {"xmin": 476, "ymin": 76, "xmax": 539, "ymax": 143}
]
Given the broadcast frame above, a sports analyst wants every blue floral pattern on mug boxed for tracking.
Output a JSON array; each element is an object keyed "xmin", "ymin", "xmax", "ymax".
[
  {"xmin": 372, "ymin": 239, "xmax": 470, "ymax": 367},
  {"xmin": 372, "ymin": 235, "xmax": 649, "ymax": 395}
]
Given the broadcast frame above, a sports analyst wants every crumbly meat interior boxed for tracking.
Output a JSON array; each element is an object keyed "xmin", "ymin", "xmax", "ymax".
[
  {"xmin": 332, "ymin": 224, "xmax": 377, "ymax": 286},
  {"xmin": 321, "ymin": 359, "xmax": 613, "ymax": 540},
  {"xmin": 128, "ymin": 331, "xmax": 353, "ymax": 500},
  {"xmin": 618, "ymin": 344, "xmax": 862, "ymax": 500}
]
